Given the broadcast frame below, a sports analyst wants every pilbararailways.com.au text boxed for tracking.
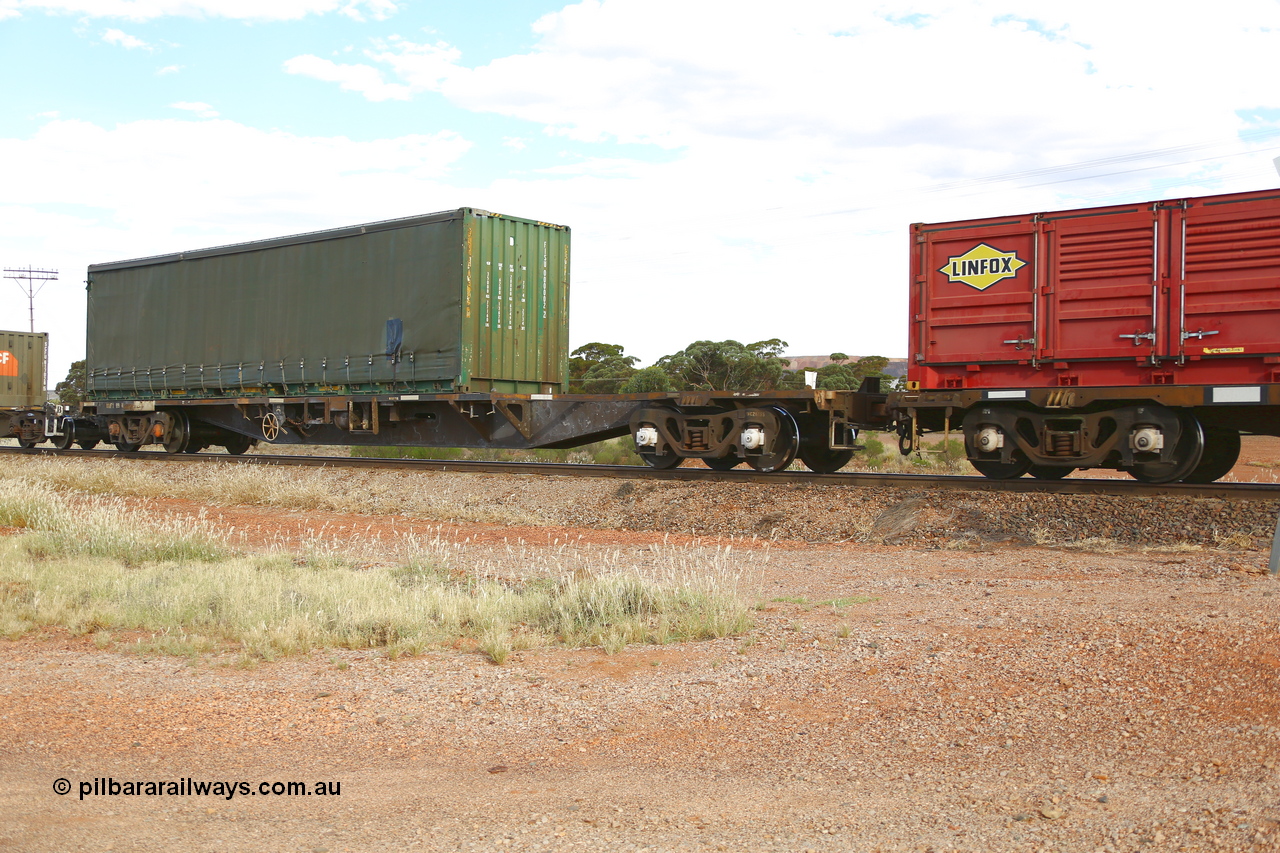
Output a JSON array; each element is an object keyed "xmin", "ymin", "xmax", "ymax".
[{"xmin": 55, "ymin": 777, "xmax": 341, "ymax": 801}]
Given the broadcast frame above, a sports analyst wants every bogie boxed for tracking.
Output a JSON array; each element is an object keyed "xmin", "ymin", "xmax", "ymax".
[
  {"xmin": 630, "ymin": 403, "xmax": 820, "ymax": 473},
  {"xmin": 908, "ymin": 395, "xmax": 1251, "ymax": 484}
]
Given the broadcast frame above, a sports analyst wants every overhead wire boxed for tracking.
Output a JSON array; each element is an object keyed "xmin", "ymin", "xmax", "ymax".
[
  {"xmin": 574, "ymin": 132, "xmax": 1280, "ymax": 284},
  {"xmin": 903, "ymin": 126, "xmax": 1280, "ymax": 195}
]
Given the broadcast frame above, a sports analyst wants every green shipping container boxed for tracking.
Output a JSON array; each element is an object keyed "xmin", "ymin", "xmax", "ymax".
[
  {"xmin": 86, "ymin": 209, "xmax": 570, "ymax": 399},
  {"xmin": 0, "ymin": 330, "xmax": 48, "ymax": 408}
]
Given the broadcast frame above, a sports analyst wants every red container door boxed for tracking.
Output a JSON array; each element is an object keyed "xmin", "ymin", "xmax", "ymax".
[
  {"xmin": 1173, "ymin": 194, "xmax": 1280, "ymax": 362},
  {"xmin": 1041, "ymin": 206, "xmax": 1163, "ymax": 362},
  {"xmin": 913, "ymin": 221, "xmax": 1039, "ymax": 365}
]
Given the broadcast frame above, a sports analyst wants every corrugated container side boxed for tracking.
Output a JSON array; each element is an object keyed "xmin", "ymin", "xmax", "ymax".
[
  {"xmin": 910, "ymin": 188, "xmax": 1280, "ymax": 390},
  {"xmin": 86, "ymin": 209, "xmax": 570, "ymax": 399},
  {"xmin": 0, "ymin": 330, "xmax": 47, "ymax": 408},
  {"xmin": 1041, "ymin": 204, "xmax": 1161, "ymax": 361},
  {"xmin": 1178, "ymin": 194, "xmax": 1280, "ymax": 361},
  {"xmin": 463, "ymin": 211, "xmax": 570, "ymax": 392},
  {"xmin": 910, "ymin": 215, "xmax": 1039, "ymax": 369}
]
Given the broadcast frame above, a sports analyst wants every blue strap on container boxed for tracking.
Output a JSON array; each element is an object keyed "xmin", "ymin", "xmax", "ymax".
[{"xmin": 385, "ymin": 318, "xmax": 403, "ymax": 363}]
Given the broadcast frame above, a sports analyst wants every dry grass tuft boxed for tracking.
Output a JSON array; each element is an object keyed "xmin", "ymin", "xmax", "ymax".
[
  {"xmin": 0, "ymin": 456, "xmax": 544, "ymax": 526},
  {"xmin": 0, "ymin": 474, "xmax": 756, "ymax": 662}
]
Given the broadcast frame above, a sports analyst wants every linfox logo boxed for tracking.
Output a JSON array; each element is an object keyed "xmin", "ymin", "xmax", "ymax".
[
  {"xmin": 939, "ymin": 243, "xmax": 1026, "ymax": 291},
  {"xmin": 0, "ymin": 351, "xmax": 16, "ymax": 377}
]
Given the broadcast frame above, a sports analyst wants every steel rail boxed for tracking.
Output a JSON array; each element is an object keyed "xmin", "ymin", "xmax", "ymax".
[{"xmin": 4, "ymin": 445, "xmax": 1280, "ymax": 501}]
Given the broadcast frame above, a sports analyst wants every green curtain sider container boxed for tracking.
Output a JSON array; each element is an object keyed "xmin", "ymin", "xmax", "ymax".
[
  {"xmin": 86, "ymin": 209, "xmax": 570, "ymax": 400},
  {"xmin": 0, "ymin": 330, "xmax": 48, "ymax": 408}
]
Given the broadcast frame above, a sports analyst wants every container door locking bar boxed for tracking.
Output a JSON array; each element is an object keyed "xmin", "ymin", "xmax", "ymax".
[{"xmin": 1182, "ymin": 329, "xmax": 1219, "ymax": 342}]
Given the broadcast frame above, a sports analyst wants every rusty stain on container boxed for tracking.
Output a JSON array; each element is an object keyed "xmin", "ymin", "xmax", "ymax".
[{"xmin": 464, "ymin": 224, "xmax": 473, "ymax": 321}]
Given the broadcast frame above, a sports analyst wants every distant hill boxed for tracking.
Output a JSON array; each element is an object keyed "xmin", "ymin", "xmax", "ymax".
[{"xmin": 786, "ymin": 355, "xmax": 908, "ymax": 378}]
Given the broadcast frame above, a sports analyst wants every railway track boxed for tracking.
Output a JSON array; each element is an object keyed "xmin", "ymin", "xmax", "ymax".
[{"xmin": 5, "ymin": 445, "xmax": 1280, "ymax": 501}]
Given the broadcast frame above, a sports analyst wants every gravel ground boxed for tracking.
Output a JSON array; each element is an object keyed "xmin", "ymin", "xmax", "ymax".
[{"xmin": 1, "ymin": 467, "xmax": 1278, "ymax": 852}]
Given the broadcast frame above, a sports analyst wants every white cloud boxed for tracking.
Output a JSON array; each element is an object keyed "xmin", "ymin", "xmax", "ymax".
[
  {"xmin": 338, "ymin": 0, "xmax": 394, "ymax": 22},
  {"xmin": 156, "ymin": 64, "xmax": 182, "ymax": 75},
  {"xmin": 169, "ymin": 101, "xmax": 218, "ymax": 118},
  {"xmin": 0, "ymin": 0, "xmax": 396, "ymax": 21},
  {"xmin": 0, "ymin": 116, "xmax": 471, "ymax": 375},
  {"xmin": 102, "ymin": 27, "xmax": 149, "ymax": 49},
  {"xmin": 0, "ymin": 117, "xmax": 472, "ymax": 236},
  {"xmin": 363, "ymin": 37, "xmax": 462, "ymax": 91},
  {"xmin": 341, "ymin": 1, "xmax": 1279, "ymax": 169},
  {"xmin": 282, "ymin": 0, "xmax": 1279, "ymax": 363},
  {"xmin": 8, "ymin": 0, "xmax": 1280, "ymax": 370},
  {"xmin": 283, "ymin": 54, "xmax": 411, "ymax": 102}
]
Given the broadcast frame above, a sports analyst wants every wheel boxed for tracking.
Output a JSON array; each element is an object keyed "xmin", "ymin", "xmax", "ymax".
[
  {"xmin": 746, "ymin": 407, "xmax": 799, "ymax": 473},
  {"xmin": 17, "ymin": 437, "xmax": 41, "ymax": 449},
  {"xmin": 222, "ymin": 434, "xmax": 255, "ymax": 455},
  {"xmin": 641, "ymin": 452, "xmax": 684, "ymax": 469},
  {"xmin": 963, "ymin": 411, "xmax": 1030, "ymax": 479},
  {"xmin": 796, "ymin": 415, "xmax": 854, "ymax": 473},
  {"xmin": 260, "ymin": 411, "xmax": 281, "ymax": 442},
  {"xmin": 51, "ymin": 420, "xmax": 76, "ymax": 450},
  {"xmin": 114, "ymin": 441, "xmax": 141, "ymax": 453},
  {"xmin": 162, "ymin": 411, "xmax": 190, "ymax": 454},
  {"xmin": 77, "ymin": 439, "xmax": 100, "ymax": 450},
  {"xmin": 703, "ymin": 456, "xmax": 740, "ymax": 470},
  {"xmin": 184, "ymin": 444, "xmax": 206, "ymax": 454},
  {"xmin": 970, "ymin": 454, "xmax": 1032, "ymax": 479},
  {"xmin": 1028, "ymin": 465, "xmax": 1074, "ymax": 480},
  {"xmin": 1182, "ymin": 427, "xmax": 1241, "ymax": 484},
  {"xmin": 1127, "ymin": 413, "xmax": 1204, "ymax": 484},
  {"xmin": 798, "ymin": 445, "xmax": 854, "ymax": 474}
]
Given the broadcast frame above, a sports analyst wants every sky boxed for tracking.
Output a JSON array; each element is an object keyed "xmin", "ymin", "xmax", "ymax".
[{"xmin": 2, "ymin": 0, "xmax": 1280, "ymax": 385}]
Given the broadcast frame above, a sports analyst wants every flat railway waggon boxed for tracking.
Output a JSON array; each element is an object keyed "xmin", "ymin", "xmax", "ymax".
[
  {"xmin": 4, "ymin": 189, "xmax": 1279, "ymax": 483},
  {"xmin": 2, "ymin": 208, "xmax": 883, "ymax": 474}
]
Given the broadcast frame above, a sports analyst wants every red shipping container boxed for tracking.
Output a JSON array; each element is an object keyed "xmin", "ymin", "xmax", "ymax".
[{"xmin": 909, "ymin": 189, "xmax": 1280, "ymax": 390}]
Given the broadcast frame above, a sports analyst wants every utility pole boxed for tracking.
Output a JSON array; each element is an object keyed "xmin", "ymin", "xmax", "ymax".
[{"xmin": 4, "ymin": 266, "xmax": 58, "ymax": 332}]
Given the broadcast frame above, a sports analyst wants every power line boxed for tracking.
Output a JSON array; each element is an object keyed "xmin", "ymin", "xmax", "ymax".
[
  {"xmin": 906, "ymin": 126, "xmax": 1280, "ymax": 195},
  {"xmin": 4, "ymin": 267, "xmax": 58, "ymax": 333}
]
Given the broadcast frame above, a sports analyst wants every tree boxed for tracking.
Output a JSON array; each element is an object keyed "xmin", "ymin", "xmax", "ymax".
[
  {"xmin": 778, "ymin": 353, "xmax": 896, "ymax": 390},
  {"xmin": 813, "ymin": 364, "xmax": 856, "ymax": 390},
  {"xmin": 655, "ymin": 339, "xmax": 791, "ymax": 391},
  {"xmin": 619, "ymin": 366, "xmax": 674, "ymax": 393},
  {"xmin": 814, "ymin": 354, "xmax": 894, "ymax": 390},
  {"xmin": 568, "ymin": 342, "xmax": 638, "ymax": 393},
  {"xmin": 56, "ymin": 360, "xmax": 87, "ymax": 407},
  {"xmin": 853, "ymin": 355, "xmax": 888, "ymax": 377}
]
